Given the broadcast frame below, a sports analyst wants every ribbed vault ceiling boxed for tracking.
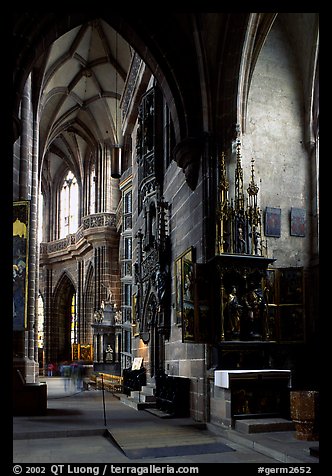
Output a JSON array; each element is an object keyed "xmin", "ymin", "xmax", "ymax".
[{"xmin": 39, "ymin": 19, "xmax": 133, "ymax": 186}]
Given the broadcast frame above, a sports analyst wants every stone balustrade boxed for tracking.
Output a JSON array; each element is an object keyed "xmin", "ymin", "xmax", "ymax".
[{"xmin": 40, "ymin": 213, "xmax": 116, "ymax": 257}]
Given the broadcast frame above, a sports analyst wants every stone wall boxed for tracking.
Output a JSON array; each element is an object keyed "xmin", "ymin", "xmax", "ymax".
[
  {"xmin": 209, "ymin": 379, "xmax": 232, "ymax": 428},
  {"xmin": 242, "ymin": 17, "xmax": 310, "ymax": 268}
]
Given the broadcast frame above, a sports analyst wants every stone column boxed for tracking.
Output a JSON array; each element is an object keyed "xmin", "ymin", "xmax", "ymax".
[
  {"xmin": 44, "ymin": 267, "xmax": 54, "ymax": 365},
  {"xmin": 98, "ymin": 334, "xmax": 104, "ymax": 362},
  {"xmin": 94, "ymin": 246, "xmax": 101, "ymax": 311},
  {"xmin": 93, "ymin": 334, "xmax": 98, "ymax": 362},
  {"xmin": 13, "ymin": 73, "xmax": 39, "ymax": 383},
  {"xmin": 26, "ymin": 98, "xmax": 40, "ymax": 382},
  {"xmin": 77, "ymin": 259, "xmax": 84, "ymax": 342}
]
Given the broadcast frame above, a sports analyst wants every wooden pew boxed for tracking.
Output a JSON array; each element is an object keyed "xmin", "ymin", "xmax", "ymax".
[{"xmin": 155, "ymin": 372, "xmax": 190, "ymax": 417}]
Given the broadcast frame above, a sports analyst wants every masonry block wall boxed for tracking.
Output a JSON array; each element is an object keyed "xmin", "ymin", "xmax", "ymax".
[{"xmin": 242, "ymin": 17, "xmax": 310, "ymax": 269}]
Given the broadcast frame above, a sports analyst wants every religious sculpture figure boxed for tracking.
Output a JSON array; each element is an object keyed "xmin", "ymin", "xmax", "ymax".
[
  {"xmin": 183, "ymin": 267, "xmax": 194, "ymax": 301},
  {"xmin": 115, "ymin": 310, "xmax": 122, "ymax": 324},
  {"xmin": 101, "ymin": 283, "xmax": 113, "ymax": 303},
  {"xmin": 155, "ymin": 265, "xmax": 167, "ymax": 304},
  {"xmin": 105, "ymin": 344, "xmax": 114, "ymax": 362},
  {"xmin": 237, "ymin": 226, "xmax": 246, "ymax": 253},
  {"xmin": 242, "ymin": 282, "xmax": 265, "ymax": 338},
  {"xmin": 250, "ymin": 225, "xmax": 261, "ymax": 255},
  {"xmin": 94, "ymin": 309, "xmax": 103, "ymax": 323},
  {"xmin": 262, "ymin": 285, "xmax": 271, "ymax": 339},
  {"xmin": 226, "ymin": 285, "xmax": 242, "ymax": 337}
]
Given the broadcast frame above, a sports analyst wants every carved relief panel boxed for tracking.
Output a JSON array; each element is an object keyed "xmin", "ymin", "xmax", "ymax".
[{"xmin": 134, "ymin": 85, "xmax": 171, "ymax": 345}]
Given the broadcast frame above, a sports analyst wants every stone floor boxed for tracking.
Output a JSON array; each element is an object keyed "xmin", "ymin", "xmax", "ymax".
[{"xmin": 12, "ymin": 377, "xmax": 320, "ymax": 467}]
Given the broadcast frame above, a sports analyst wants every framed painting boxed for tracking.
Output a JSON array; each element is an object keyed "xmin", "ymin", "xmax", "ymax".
[
  {"xmin": 182, "ymin": 257, "xmax": 195, "ymax": 342},
  {"xmin": 265, "ymin": 207, "xmax": 281, "ymax": 237},
  {"xmin": 72, "ymin": 343, "xmax": 80, "ymax": 361},
  {"xmin": 175, "ymin": 256, "xmax": 182, "ymax": 324},
  {"xmin": 265, "ymin": 305, "xmax": 277, "ymax": 341},
  {"xmin": 182, "ymin": 302, "xmax": 195, "ymax": 341},
  {"xmin": 183, "ymin": 258, "xmax": 194, "ymax": 303},
  {"xmin": 279, "ymin": 267, "xmax": 303, "ymax": 305},
  {"xmin": 13, "ymin": 200, "xmax": 30, "ymax": 330},
  {"xmin": 279, "ymin": 306, "xmax": 305, "ymax": 343},
  {"xmin": 290, "ymin": 207, "xmax": 306, "ymax": 237},
  {"xmin": 264, "ymin": 268, "xmax": 277, "ymax": 305},
  {"xmin": 263, "ymin": 267, "xmax": 304, "ymax": 343},
  {"xmin": 80, "ymin": 344, "xmax": 93, "ymax": 361},
  {"xmin": 174, "ymin": 247, "xmax": 193, "ymax": 325}
]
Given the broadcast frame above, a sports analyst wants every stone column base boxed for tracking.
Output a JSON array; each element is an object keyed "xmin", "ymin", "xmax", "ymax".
[{"xmin": 13, "ymin": 355, "xmax": 39, "ymax": 383}]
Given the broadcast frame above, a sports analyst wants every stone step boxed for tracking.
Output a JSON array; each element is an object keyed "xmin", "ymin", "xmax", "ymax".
[
  {"xmin": 130, "ymin": 390, "xmax": 156, "ymax": 402},
  {"xmin": 145, "ymin": 408, "xmax": 174, "ymax": 419},
  {"xmin": 234, "ymin": 418, "xmax": 295, "ymax": 434},
  {"xmin": 207, "ymin": 421, "xmax": 316, "ymax": 464},
  {"xmin": 140, "ymin": 385, "xmax": 156, "ymax": 396},
  {"xmin": 119, "ymin": 394, "xmax": 156, "ymax": 411}
]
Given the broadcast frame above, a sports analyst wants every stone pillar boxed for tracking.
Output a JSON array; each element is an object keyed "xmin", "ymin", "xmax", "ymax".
[
  {"xmin": 94, "ymin": 246, "xmax": 101, "ymax": 311},
  {"xmin": 44, "ymin": 267, "xmax": 53, "ymax": 365},
  {"xmin": 13, "ymin": 73, "xmax": 39, "ymax": 384},
  {"xmin": 93, "ymin": 334, "xmax": 98, "ymax": 362},
  {"xmin": 77, "ymin": 259, "xmax": 84, "ymax": 342},
  {"xmin": 98, "ymin": 334, "xmax": 104, "ymax": 362},
  {"xmin": 26, "ymin": 99, "xmax": 40, "ymax": 382}
]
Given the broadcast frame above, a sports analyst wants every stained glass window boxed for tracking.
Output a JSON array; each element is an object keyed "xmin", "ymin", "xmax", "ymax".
[
  {"xmin": 71, "ymin": 293, "xmax": 77, "ymax": 345},
  {"xmin": 89, "ymin": 164, "xmax": 96, "ymax": 215},
  {"xmin": 37, "ymin": 293, "xmax": 44, "ymax": 349},
  {"xmin": 60, "ymin": 171, "xmax": 79, "ymax": 238}
]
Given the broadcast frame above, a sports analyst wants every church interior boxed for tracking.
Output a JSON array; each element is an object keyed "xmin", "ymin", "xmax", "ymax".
[{"xmin": 12, "ymin": 12, "xmax": 319, "ymax": 439}]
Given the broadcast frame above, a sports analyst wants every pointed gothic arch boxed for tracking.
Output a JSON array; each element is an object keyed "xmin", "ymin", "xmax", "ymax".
[
  {"xmin": 48, "ymin": 272, "xmax": 77, "ymax": 363},
  {"xmin": 140, "ymin": 291, "xmax": 164, "ymax": 378},
  {"xmin": 236, "ymin": 13, "xmax": 277, "ymax": 134},
  {"xmin": 83, "ymin": 261, "xmax": 95, "ymax": 345}
]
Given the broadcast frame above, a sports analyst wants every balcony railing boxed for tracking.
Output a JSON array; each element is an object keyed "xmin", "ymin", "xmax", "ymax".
[
  {"xmin": 82, "ymin": 212, "xmax": 116, "ymax": 229},
  {"xmin": 40, "ymin": 213, "xmax": 116, "ymax": 257}
]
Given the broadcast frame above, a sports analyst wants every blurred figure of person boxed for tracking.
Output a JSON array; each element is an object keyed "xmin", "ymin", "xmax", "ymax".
[
  {"xmin": 71, "ymin": 361, "xmax": 83, "ymax": 390},
  {"xmin": 47, "ymin": 362, "xmax": 55, "ymax": 377},
  {"xmin": 60, "ymin": 361, "xmax": 71, "ymax": 391},
  {"xmin": 75, "ymin": 361, "xmax": 83, "ymax": 390},
  {"xmin": 76, "ymin": 361, "xmax": 83, "ymax": 390},
  {"xmin": 71, "ymin": 361, "xmax": 78, "ymax": 389}
]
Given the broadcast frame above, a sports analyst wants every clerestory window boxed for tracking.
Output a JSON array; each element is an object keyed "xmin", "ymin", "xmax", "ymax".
[{"xmin": 59, "ymin": 171, "xmax": 79, "ymax": 238}]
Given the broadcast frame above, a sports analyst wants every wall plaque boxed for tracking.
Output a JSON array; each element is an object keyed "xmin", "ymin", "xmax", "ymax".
[
  {"xmin": 290, "ymin": 207, "xmax": 306, "ymax": 237},
  {"xmin": 265, "ymin": 207, "xmax": 281, "ymax": 237}
]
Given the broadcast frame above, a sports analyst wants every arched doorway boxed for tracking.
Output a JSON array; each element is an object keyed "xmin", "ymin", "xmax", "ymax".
[
  {"xmin": 49, "ymin": 274, "xmax": 76, "ymax": 365},
  {"xmin": 37, "ymin": 292, "xmax": 45, "ymax": 375},
  {"xmin": 83, "ymin": 263, "xmax": 94, "ymax": 346},
  {"xmin": 140, "ymin": 291, "xmax": 166, "ymax": 379},
  {"xmin": 147, "ymin": 293, "xmax": 162, "ymax": 379}
]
